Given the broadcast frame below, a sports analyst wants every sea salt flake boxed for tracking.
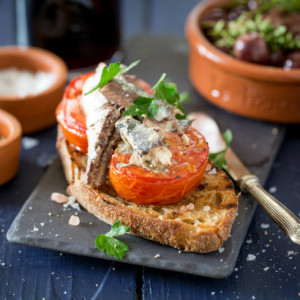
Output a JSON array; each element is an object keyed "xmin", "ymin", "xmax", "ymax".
[
  {"xmin": 246, "ymin": 239, "xmax": 253, "ymax": 244},
  {"xmin": 263, "ymin": 267, "xmax": 269, "ymax": 271},
  {"xmin": 260, "ymin": 223, "xmax": 270, "ymax": 229},
  {"xmin": 33, "ymin": 226, "xmax": 39, "ymax": 232},
  {"xmin": 203, "ymin": 205, "xmax": 210, "ymax": 212},
  {"xmin": 218, "ymin": 247, "xmax": 225, "ymax": 253},
  {"xmin": 269, "ymin": 186, "xmax": 277, "ymax": 193},
  {"xmin": 211, "ymin": 292, "xmax": 215, "ymax": 295},
  {"xmin": 287, "ymin": 251, "xmax": 295, "ymax": 256},
  {"xmin": 68, "ymin": 215, "xmax": 80, "ymax": 226},
  {"xmin": 246, "ymin": 254, "xmax": 256, "ymax": 261},
  {"xmin": 154, "ymin": 254, "xmax": 160, "ymax": 259},
  {"xmin": 22, "ymin": 137, "xmax": 39, "ymax": 150}
]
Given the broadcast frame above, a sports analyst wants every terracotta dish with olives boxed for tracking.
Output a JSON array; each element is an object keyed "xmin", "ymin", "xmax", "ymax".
[{"xmin": 202, "ymin": 0, "xmax": 300, "ymax": 68}]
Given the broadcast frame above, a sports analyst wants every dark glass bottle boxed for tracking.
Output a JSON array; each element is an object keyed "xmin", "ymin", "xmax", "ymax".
[{"xmin": 28, "ymin": 0, "xmax": 120, "ymax": 70}]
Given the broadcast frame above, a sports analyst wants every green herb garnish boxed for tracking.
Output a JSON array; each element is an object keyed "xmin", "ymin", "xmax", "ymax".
[
  {"xmin": 209, "ymin": 129, "xmax": 233, "ymax": 170},
  {"xmin": 124, "ymin": 73, "xmax": 188, "ymax": 120},
  {"xmin": 95, "ymin": 221, "xmax": 130, "ymax": 259},
  {"xmin": 123, "ymin": 96, "xmax": 158, "ymax": 118},
  {"xmin": 85, "ymin": 60, "xmax": 140, "ymax": 95},
  {"xmin": 203, "ymin": 0, "xmax": 300, "ymax": 55}
]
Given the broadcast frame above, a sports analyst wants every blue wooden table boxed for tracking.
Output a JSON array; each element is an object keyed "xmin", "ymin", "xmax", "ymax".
[{"xmin": 0, "ymin": 1, "xmax": 299, "ymax": 299}]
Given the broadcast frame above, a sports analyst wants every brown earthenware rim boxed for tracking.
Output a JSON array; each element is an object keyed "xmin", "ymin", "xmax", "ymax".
[
  {"xmin": 0, "ymin": 46, "xmax": 67, "ymax": 102},
  {"xmin": 0, "ymin": 109, "xmax": 21, "ymax": 147},
  {"xmin": 186, "ymin": 0, "xmax": 300, "ymax": 82}
]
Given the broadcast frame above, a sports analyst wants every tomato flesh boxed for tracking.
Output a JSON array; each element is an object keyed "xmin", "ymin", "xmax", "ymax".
[{"xmin": 109, "ymin": 127, "xmax": 209, "ymax": 205}]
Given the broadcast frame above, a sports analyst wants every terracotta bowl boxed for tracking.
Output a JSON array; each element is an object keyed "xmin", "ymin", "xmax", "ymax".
[
  {"xmin": 185, "ymin": 0, "xmax": 300, "ymax": 123},
  {"xmin": 0, "ymin": 109, "xmax": 22, "ymax": 185},
  {"xmin": 0, "ymin": 47, "xmax": 67, "ymax": 134}
]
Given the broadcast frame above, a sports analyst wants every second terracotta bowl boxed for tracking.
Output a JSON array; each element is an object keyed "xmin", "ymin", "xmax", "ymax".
[
  {"xmin": 185, "ymin": 0, "xmax": 300, "ymax": 123},
  {"xmin": 0, "ymin": 109, "xmax": 21, "ymax": 185},
  {"xmin": 0, "ymin": 47, "xmax": 67, "ymax": 134}
]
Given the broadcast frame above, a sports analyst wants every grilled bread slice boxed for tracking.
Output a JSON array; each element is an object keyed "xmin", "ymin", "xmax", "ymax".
[{"xmin": 57, "ymin": 126, "xmax": 239, "ymax": 253}]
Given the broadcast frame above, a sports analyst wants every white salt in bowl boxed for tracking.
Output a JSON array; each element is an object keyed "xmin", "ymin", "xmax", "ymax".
[{"xmin": 0, "ymin": 47, "xmax": 67, "ymax": 134}]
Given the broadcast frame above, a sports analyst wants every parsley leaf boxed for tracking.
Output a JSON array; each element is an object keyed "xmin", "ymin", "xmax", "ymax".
[
  {"xmin": 123, "ymin": 96, "xmax": 158, "ymax": 118},
  {"xmin": 95, "ymin": 221, "xmax": 130, "ymax": 259},
  {"xmin": 209, "ymin": 129, "xmax": 233, "ymax": 170},
  {"xmin": 124, "ymin": 73, "xmax": 189, "ymax": 120},
  {"xmin": 84, "ymin": 60, "xmax": 140, "ymax": 95}
]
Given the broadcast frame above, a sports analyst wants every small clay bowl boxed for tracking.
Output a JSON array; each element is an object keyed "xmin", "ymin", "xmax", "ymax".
[
  {"xmin": 0, "ymin": 109, "xmax": 21, "ymax": 185},
  {"xmin": 0, "ymin": 47, "xmax": 67, "ymax": 134},
  {"xmin": 185, "ymin": 0, "xmax": 300, "ymax": 123}
]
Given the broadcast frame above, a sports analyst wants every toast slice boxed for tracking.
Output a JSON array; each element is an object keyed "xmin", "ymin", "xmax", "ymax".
[{"xmin": 57, "ymin": 126, "xmax": 239, "ymax": 253}]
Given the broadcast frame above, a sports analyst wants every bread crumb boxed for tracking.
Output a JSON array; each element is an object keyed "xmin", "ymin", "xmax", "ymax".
[
  {"xmin": 68, "ymin": 215, "xmax": 80, "ymax": 226},
  {"xmin": 51, "ymin": 192, "xmax": 69, "ymax": 203}
]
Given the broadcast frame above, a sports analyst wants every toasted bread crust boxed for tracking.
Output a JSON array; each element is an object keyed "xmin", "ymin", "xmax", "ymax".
[{"xmin": 57, "ymin": 126, "xmax": 239, "ymax": 253}]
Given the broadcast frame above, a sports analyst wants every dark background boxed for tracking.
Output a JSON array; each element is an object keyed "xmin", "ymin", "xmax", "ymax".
[{"xmin": 0, "ymin": 0, "xmax": 300, "ymax": 299}]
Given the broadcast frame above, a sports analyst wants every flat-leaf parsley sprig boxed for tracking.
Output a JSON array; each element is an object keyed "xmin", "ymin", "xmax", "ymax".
[
  {"xmin": 85, "ymin": 60, "xmax": 140, "ymax": 95},
  {"xmin": 95, "ymin": 221, "xmax": 130, "ymax": 259},
  {"xmin": 124, "ymin": 73, "xmax": 189, "ymax": 120},
  {"xmin": 209, "ymin": 129, "xmax": 233, "ymax": 170}
]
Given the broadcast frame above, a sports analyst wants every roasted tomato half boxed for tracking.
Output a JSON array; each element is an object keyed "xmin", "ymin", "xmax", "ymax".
[{"xmin": 109, "ymin": 126, "xmax": 209, "ymax": 205}]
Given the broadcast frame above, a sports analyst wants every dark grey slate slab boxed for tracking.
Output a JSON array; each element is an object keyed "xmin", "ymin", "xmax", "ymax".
[{"xmin": 6, "ymin": 36, "xmax": 285, "ymax": 278}]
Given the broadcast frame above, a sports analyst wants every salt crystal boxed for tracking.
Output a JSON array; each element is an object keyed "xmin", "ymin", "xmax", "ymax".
[
  {"xmin": 246, "ymin": 239, "xmax": 253, "ymax": 244},
  {"xmin": 203, "ymin": 205, "xmax": 210, "ymax": 211},
  {"xmin": 269, "ymin": 186, "xmax": 277, "ymax": 193},
  {"xmin": 287, "ymin": 251, "xmax": 295, "ymax": 256},
  {"xmin": 218, "ymin": 247, "xmax": 225, "ymax": 253},
  {"xmin": 246, "ymin": 254, "xmax": 256, "ymax": 261},
  {"xmin": 22, "ymin": 137, "xmax": 39, "ymax": 150},
  {"xmin": 272, "ymin": 128, "xmax": 279, "ymax": 135},
  {"xmin": 0, "ymin": 67, "xmax": 57, "ymax": 97},
  {"xmin": 211, "ymin": 292, "xmax": 215, "ymax": 295},
  {"xmin": 207, "ymin": 168, "xmax": 217, "ymax": 175},
  {"xmin": 263, "ymin": 267, "xmax": 269, "ymax": 271},
  {"xmin": 154, "ymin": 254, "xmax": 160, "ymax": 259},
  {"xmin": 68, "ymin": 215, "xmax": 80, "ymax": 226},
  {"xmin": 51, "ymin": 192, "xmax": 69, "ymax": 204},
  {"xmin": 33, "ymin": 226, "xmax": 39, "ymax": 232},
  {"xmin": 186, "ymin": 203, "xmax": 195, "ymax": 211},
  {"xmin": 260, "ymin": 223, "xmax": 270, "ymax": 229}
]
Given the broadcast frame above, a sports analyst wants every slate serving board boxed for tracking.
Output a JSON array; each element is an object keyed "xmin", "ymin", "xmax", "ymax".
[{"xmin": 7, "ymin": 36, "xmax": 285, "ymax": 278}]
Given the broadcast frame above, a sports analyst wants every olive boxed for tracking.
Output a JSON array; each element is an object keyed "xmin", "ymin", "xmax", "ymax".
[
  {"xmin": 228, "ymin": 5, "xmax": 247, "ymax": 21},
  {"xmin": 202, "ymin": 8, "xmax": 227, "ymax": 22},
  {"xmin": 270, "ymin": 50, "xmax": 285, "ymax": 67},
  {"xmin": 282, "ymin": 13, "xmax": 300, "ymax": 36},
  {"xmin": 283, "ymin": 52, "xmax": 300, "ymax": 69},
  {"xmin": 233, "ymin": 33, "xmax": 269, "ymax": 64}
]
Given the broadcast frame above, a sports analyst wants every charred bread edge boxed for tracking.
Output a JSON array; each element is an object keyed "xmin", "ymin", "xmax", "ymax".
[{"xmin": 56, "ymin": 125, "xmax": 238, "ymax": 253}]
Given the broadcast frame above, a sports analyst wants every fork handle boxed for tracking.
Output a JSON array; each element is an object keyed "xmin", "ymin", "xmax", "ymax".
[{"xmin": 239, "ymin": 175, "xmax": 300, "ymax": 245}]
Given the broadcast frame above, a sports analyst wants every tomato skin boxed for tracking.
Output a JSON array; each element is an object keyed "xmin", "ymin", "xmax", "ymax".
[
  {"xmin": 109, "ymin": 127, "xmax": 209, "ymax": 205},
  {"xmin": 56, "ymin": 73, "xmax": 93, "ymax": 153}
]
